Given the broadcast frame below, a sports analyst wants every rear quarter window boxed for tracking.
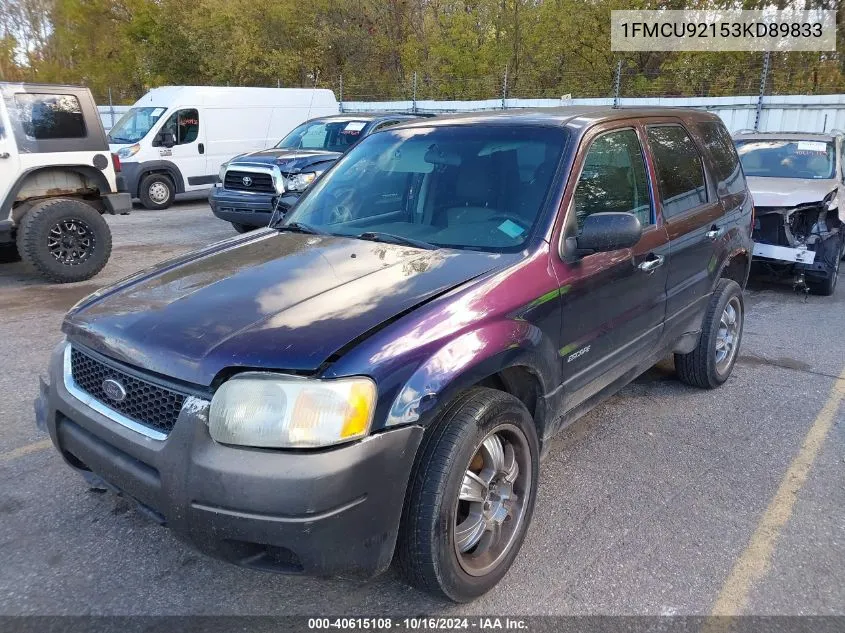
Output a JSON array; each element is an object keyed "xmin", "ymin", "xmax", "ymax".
[
  {"xmin": 697, "ymin": 121, "xmax": 746, "ymax": 196},
  {"xmin": 14, "ymin": 93, "xmax": 87, "ymax": 140}
]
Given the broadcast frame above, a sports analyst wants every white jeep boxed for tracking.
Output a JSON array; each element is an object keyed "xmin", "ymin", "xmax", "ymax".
[{"xmin": 0, "ymin": 83, "xmax": 131, "ymax": 283}]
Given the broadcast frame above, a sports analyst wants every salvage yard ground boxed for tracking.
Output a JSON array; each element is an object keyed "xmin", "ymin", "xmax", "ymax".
[{"xmin": 0, "ymin": 200, "xmax": 843, "ymax": 615}]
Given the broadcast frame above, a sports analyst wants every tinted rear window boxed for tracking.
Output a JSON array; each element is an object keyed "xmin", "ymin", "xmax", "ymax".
[{"xmin": 14, "ymin": 93, "xmax": 86, "ymax": 140}]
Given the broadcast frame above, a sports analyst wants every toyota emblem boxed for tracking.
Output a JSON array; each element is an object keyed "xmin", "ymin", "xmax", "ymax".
[
  {"xmin": 101, "ymin": 378, "xmax": 127, "ymax": 403},
  {"xmin": 242, "ymin": 176, "xmax": 253, "ymax": 187}
]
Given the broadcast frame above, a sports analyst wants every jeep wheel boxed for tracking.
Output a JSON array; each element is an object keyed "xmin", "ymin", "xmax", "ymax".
[
  {"xmin": 139, "ymin": 173, "xmax": 174, "ymax": 210},
  {"xmin": 675, "ymin": 278, "xmax": 744, "ymax": 389},
  {"xmin": 16, "ymin": 198, "xmax": 112, "ymax": 283},
  {"xmin": 231, "ymin": 222, "xmax": 256, "ymax": 234},
  {"xmin": 397, "ymin": 388, "xmax": 539, "ymax": 602}
]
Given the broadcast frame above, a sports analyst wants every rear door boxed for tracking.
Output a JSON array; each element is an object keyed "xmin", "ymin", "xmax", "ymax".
[
  {"xmin": 0, "ymin": 98, "xmax": 19, "ymax": 219},
  {"xmin": 156, "ymin": 107, "xmax": 209, "ymax": 191},
  {"xmin": 553, "ymin": 123, "xmax": 670, "ymax": 410},
  {"xmin": 643, "ymin": 119, "xmax": 723, "ymax": 338}
]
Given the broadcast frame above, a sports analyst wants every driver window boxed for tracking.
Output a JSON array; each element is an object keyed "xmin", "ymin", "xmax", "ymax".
[
  {"xmin": 573, "ymin": 129, "xmax": 652, "ymax": 229},
  {"xmin": 161, "ymin": 108, "xmax": 199, "ymax": 145}
]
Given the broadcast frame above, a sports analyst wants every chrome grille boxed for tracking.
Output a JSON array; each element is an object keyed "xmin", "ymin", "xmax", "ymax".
[{"xmin": 69, "ymin": 348, "xmax": 186, "ymax": 436}]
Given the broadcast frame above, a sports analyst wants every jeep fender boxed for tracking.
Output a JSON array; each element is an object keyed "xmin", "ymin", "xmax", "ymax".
[{"xmin": 2, "ymin": 166, "xmax": 112, "ymax": 222}]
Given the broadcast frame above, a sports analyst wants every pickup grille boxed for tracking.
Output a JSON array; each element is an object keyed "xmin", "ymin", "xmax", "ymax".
[
  {"xmin": 70, "ymin": 348, "xmax": 187, "ymax": 436},
  {"xmin": 224, "ymin": 170, "xmax": 276, "ymax": 193}
]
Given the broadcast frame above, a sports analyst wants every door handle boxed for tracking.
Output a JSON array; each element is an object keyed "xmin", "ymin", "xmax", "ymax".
[
  {"xmin": 706, "ymin": 225, "xmax": 723, "ymax": 240},
  {"xmin": 638, "ymin": 254, "xmax": 665, "ymax": 274},
  {"xmin": 0, "ymin": 152, "xmax": 9, "ymax": 159},
  {"xmin": 198, "ymin": 143, "xmax": 205, "ymax": 154}
]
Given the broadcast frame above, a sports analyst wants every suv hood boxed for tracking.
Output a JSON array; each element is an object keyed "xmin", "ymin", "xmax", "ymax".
[
  {"xmin": 232, "ymin": 148, "xmax": 341, "ymax": 172},
  {"xmin": 746, "ymin": 176, "xmax": 837, "ymax": 208},
  {"xmin": 63, "ymin": 231, "xmax": 503, "ymax": 386}
]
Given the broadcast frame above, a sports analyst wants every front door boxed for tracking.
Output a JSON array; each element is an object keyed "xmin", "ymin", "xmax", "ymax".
[
  {"xmin": 553, "ymin": 125, "xmax": 670, "ymax": 411},
  {"xmin": 156, "ymin": 108, "xmax": 208, "ymax": 191}
]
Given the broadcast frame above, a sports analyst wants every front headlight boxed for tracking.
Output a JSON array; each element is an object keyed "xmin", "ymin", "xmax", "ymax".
[
  {"xmin": 208, "ymin": 373, "xmax": 377, "ymax": 448},
  {"xmin": 284, "ymin": 171, "xmax": 320, "ymax": 192},
  {"xmin": 117, "ymin": 143, "xmax": 140, "ymax": 159},
  {"xmin": 218, "ymin": 162, "xmax": 228, "ymax": 183}
]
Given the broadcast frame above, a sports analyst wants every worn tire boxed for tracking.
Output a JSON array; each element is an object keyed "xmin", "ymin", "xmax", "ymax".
[
  {"xmin": 396, "ymin": 387, "xmax": 539, "ymax": 602},
  {"xmin": 675, "ymin": 278, "xmax": 744, "ymax": 389},
  {"xmin": 231, "ymin": 222, "xmax": 256, "ymax": 234},
  {"xmin": 16, "ymin": 198, "xmax": 112, "ymax": 283},
  {"xmin": 139, "ymin": 173, "xmax": 175, "ymax": 210}
]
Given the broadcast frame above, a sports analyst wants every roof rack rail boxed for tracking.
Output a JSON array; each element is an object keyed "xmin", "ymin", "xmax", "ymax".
[{"xmin": 828, "ymin": 128, "xmax": 845, "ymax": 136}]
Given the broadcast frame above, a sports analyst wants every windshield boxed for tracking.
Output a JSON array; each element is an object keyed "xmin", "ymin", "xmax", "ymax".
[
  {"xmin": 108, "ymin": 107, "xmax": 168, "ymax": 144},
  {"xmin": 736, "ymin": 139, "xmax": 835, "ymax": 179},
  {"xmin": 277, "ymin": 119, "xmax": 370, "ymax": 153},
  {"xmin": 282, "ymin": 125, "xmax": 567, "ymax": 252}
]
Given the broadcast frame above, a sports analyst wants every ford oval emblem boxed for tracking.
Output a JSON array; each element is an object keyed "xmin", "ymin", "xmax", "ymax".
[
  {"xmin": 102, "ymin": 378, "xmax": 127, "ymax": 403},
  {"xmin": 242, "ymin": 176, "xmax": 252, "ymax": 187}
]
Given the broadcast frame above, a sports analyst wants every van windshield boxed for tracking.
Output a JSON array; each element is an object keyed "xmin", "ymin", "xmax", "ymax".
[
  {"xmin": 735, "ymin": 139, "xmax": 835, "ymax": 179},
  {"xmin": 282, "ymin": 125, "xmax": 567, "ymax": 252},
  {"xmin": 277, "ymin": 119, "xmax": 370, "ymax": 153},
  {"xmin": 108, "ymin": 107, "xmax": 168, "ymax": 144}
]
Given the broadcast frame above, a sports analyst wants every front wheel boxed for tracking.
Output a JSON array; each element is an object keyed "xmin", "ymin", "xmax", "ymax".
[
  {"xmin": 397, "ymin": 388, "xmax": 539, "ymax": 602},
  {"xmin": 675, "ymin": 278, "xmax": 744, "ymax": 389},
  {"xmin": 139, "ymin": 173, "xmax": 175, "ymax": 210},
  {"xmin": 16, "ymin": 198, "xmax": 112, "ymax": 283}
]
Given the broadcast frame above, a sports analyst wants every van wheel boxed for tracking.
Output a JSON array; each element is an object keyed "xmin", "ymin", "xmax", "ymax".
[
  {"xmin": 397, "ymin": 388, "xmax": 539, "ymax": 602},
  {"xmin": 675, "ymin": 278, "xmax": 744, "ymax": 389},
  {"xmin": 16, "ymin": 198, "xmax": 112, "ymax": 283},
  {"xmin": 139, "ymin": 173, "xmax": 174, "ymax": 210},
  {"xmin": 231, "ymin": 222, "xmax": 255, "ymax": 234}
]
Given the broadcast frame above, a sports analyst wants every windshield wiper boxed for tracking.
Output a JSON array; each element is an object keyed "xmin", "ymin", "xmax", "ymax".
[
  {"xmin": 356, "ymin": 231, "xmax": 438, "ymax": 250},
  {"xmin": 275, "ymin": 221, "xmax": 324, "ymax": 235}
]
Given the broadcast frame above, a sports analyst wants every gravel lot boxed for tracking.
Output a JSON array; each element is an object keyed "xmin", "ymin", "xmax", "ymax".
[{"xmin": 0, "ymin": 199, "xmax": 843, "ymax": 616}]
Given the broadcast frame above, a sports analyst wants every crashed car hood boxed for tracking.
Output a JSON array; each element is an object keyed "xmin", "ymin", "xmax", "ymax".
[
  {"xmin": 746, "ymin": 176, "xmax": 837, "ymax": 208},
  {"xmin": 232, "ymin": 148, "xmax": 341, "ymax": 171},
  {"xmin": 63, "ymin": 231, "xmax": 503, "ymax": 386}
]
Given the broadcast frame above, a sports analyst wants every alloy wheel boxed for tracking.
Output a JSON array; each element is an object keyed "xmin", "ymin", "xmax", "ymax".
[
  {"xmin": 47, "ymin": 218, "xmax": 95, "ymax": 266},
  {"xmin": 715, "ymin": 296, "xmax": 742, "ymax": 372},
  {"xmin": 453, "ymin": 424, "xmax": 532, "ymax": 577}
]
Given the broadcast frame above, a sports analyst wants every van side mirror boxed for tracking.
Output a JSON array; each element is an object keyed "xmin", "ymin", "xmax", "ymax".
[
  {"xmin": 566, "ymin": 212, "xmax": 642, "ymax": 257},
  {"xmin": 154, "ymin": 131, "xmax": 176, "ymax": 148}
]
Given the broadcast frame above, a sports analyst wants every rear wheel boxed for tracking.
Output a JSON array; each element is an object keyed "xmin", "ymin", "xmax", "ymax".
[
  {"xmin": 139, "ymin": 173, "xmax": 175, "ymax": 210},
  {"xmin": 675, "ymin": 278, "xmax": 744, "ymax": 389},
  {"xmin": 16, "ymin": 198, "xmax": 112, "ymax": 283},
  {"xmin": 397, "ymin": 388, "xmax": 539, "ymax": 602}
]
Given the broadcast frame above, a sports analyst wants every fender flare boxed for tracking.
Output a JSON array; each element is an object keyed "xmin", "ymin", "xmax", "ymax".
[
  {"xmin": 2, "ymin": 165, "xmax": 112, "ymax": 222},
  {"xmin": 132, "ymin": 160, "xmax": 186, "ymax": 195}
]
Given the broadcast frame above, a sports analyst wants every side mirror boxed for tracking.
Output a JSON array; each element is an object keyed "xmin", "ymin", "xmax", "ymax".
[
  {"xmin": 568, "ymin": 212, "xmax": 642, "ymax": 257},
  {"xmin": 154, "ymin": 131, "xmax": 176, "ymax": 148}
]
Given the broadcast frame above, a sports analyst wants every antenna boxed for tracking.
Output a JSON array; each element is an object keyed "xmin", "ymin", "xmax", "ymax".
[{"xmin": 268, "ymin": 68, "xmax": 321, "ymax": 228}]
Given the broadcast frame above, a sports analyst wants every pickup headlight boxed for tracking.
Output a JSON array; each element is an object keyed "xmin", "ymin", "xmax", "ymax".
[
  {"xmin": 218, "ymin": 162, "xmax": 228, "ymax": 183},
  {"xmin": 116, "ymin": 143, "xmax": 140, "ymax": 159},
  {"xmin": 208, "ymin": 373, "xmax": 377, "ymax": 448},
  {"xmin": 284, "ymin": 171, "xmax": 321, "ymax": 192}
]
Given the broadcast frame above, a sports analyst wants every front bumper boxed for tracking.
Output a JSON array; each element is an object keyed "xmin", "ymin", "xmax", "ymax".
[
  {"xmin": 38, "ymin": 342, "xmax": 423, "ymax": 577},
  {"xmin": 209, "ymin": 187, "xmax": 300, "ymax": 228}
]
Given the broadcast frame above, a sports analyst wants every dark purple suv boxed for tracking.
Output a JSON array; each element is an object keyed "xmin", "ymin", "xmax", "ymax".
[{"xmin": 37, "ymin": 107, "xmax": 753, "ymax": 602}]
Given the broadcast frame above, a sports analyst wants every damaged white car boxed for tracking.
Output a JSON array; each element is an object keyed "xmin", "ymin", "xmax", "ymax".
[{"xmin": 734, "ymin": 131, "xmax": 845, "ymax": 295}]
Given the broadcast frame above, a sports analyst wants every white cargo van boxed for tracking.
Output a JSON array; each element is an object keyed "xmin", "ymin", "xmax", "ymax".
[{"xmin": 107, "ymin": 86, "xmax": 338, "ymax": 209}]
